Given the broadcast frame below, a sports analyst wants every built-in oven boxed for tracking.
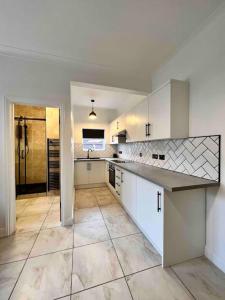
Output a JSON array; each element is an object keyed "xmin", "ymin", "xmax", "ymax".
[{"xmin": 109, "ymin": 163, "xmax": 115, "ymax": 188}]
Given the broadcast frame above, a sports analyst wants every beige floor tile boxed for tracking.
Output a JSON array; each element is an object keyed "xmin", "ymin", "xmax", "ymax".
[
  {"xmin": 92, "ymin": 186, "xmax": 109, "ymax": 192},
  {"xmin": 74, "ymin": 220, "xmax": 110, "ymax": 247},
  {"xmin": 0, "ymin": 260, "xmax": 25, "ymax": 300},
  {"xmin": 74, "ymin": 207, "xmax": 103, "ymax": 224},
  {"xmin": 42, "ymin": 210, "xmax": 61, "ymax": 229},
  {"xmin": 172, "ymin": 257, "xmax": 225, "ymax": 300},
  {"xmin": 27, "ymin": 196, "xmax": 54, "ymax": 205},
  {"xmin": 16, "ymin": 214, "xmax": 46, "ymax": 233},
  {"xmin": 93, "ymin": 188, "xmax": 113, "ymax": 197},
  {"xmin": 30, "ymin": 226, "xmax": 73, "ymax": 257},
  {"xmin": 104, "ymin": 214, "xmax": 139, "ymax": 238},
  {"xmin": 16, "ymin": 193, "xmax": 47, "ymax": 200},
  {"xmin": 49, "ymin": 202, "xmax": 61, "ymax": 212},
  {"xmin": 0, "ymin": 231, "xmax": 37, "ymax": 264},
  {"xmin": 100, "ymin": 203, "xmax": 126, "ymax": 218},
  {"xmin": 16, "ymin": 199, "xmax": 28, "ymax": 218},
  {"xmin": 20, "ymin": 201, "xmax": 52, "ymax": 217},
  {"xmin": 11, "ymin": 250, "xmax": 72, "ymax": 300},
  {"xmin": 127, "ymin": 266, "xmax": 193, "ymax": 300},
  {"xmin": 72, "ymin": 240, "xmax": 123, "ymax": 293},
  {"xmin": 113, "ymin": 233, "xmax": 161, "ymax": 275},
  {"xmin": 96, "ymin": 194, "xmax": 118, "ymax": 206},
  {"xmin": 53, "ymin": 196, "xmax": 60, "ymax": 203},
  {"xmin": 75, "ymin": 190, "xmax": 98, "ymax": 209},
  {"xmin": 72, "ymin": 278, "xmax": 132, "ymax": 300}
]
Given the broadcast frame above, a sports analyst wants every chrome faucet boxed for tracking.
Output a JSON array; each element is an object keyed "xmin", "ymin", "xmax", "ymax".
[{"xmin": 87, "ymin": 148, "xmax": 94, "ymax": 159}]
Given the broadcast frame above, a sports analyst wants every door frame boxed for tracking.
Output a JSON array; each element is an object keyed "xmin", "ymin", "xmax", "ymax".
[{"xmin": 4, "ymin": 96, "xmax": 73, "ymax": 235}]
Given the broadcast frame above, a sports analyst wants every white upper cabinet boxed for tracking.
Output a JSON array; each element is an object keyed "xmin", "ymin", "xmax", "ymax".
[
  {"xmin": 109, "ymin": 79, "xmax": 189, "ymax": 142},
  {"xmin": 125, "ymin": 109, "xmax": 136, "ymax": 142},
  {"xmin": 109, "ymin": 114, "xmax": 126, "ymax": 144},
  {"xmin": 109, "ymin": 119, "xmax": 118, "ymax": 144},
  {"xmin": 148, "ymin": 79, "xmax": 189, "ymax": 140},
  {"xmin": 133, "ymin": 97, "xmax": 149, "ymax": 142},
  {"xmin": 125, "ymin": 97, "xmax": 149, "ymax": 143},
  {"xmin": 117, "ymin": 114, "xmax": 126, "ymax": 132}
]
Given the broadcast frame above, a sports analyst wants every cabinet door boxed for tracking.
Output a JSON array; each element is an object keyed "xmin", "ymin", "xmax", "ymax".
[
  {"xmin": 88, "ymin": 161, "xmax": 105, "ymax": 184},
  {"xmin": 121, "ymin": 170, "xmax": 137, "ymax": 218},
  {"xmin": 125, "ymin": 109, "xmax": 137, "ymax": 142},
  {"xmin": 117, "ymin": 113, "xmax": 126, "ymax": 132},
  {"xmin": 133, "ymin": 97, "xmax": 149, "ymax": 141},
  {"xmin": 110, "ymin": 119, "xmax": 118, "ymax": 144},
  {"xmin": 148, "ymin": 83, "xmax": 171, "ymax": 140},
  {"xmin": 74, "ymin": 162, "xmax": 88, "ymax": 185},
  {"xmin": 136, "ymin": 177, "xmax": 163, "ymax": 254}
]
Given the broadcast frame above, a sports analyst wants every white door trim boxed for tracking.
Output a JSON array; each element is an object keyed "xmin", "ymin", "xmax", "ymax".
[{"xmin": 4, "ymin": 96, "xmax": 73, "ymax": 236}]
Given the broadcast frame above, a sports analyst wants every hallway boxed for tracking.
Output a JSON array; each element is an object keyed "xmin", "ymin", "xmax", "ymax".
[{"xmin": 0, "ymin": 188, "xmax": 225, "ymax": 299}]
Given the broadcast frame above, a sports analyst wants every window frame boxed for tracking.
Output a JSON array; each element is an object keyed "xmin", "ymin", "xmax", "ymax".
[{"xmin": 82, "ymin": 128, "xmax": 105, "ymax": 151}]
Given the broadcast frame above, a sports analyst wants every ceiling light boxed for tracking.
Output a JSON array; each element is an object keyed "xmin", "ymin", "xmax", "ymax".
[{"xmin": 89, "ymin": 99, "xmax": 97, "ymax": 119}]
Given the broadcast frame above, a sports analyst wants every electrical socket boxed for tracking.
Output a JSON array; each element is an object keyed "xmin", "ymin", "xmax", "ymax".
[{"xmin": 159, "ymin": 154, "xmax": 165, "ymax": 160}]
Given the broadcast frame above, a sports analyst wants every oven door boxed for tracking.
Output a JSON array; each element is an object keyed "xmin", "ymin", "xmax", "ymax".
[{"xmin": 109, "ymin": 166, "xmax": 115, "ymax": 188}]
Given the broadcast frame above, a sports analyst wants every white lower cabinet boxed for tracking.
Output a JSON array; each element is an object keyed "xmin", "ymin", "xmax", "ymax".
[
  {"xmin": 119, "ymin": 168, "xmax": 205, "ymax": 268},
  {"xmin": 74, "ymin": 161, "xmax": 89, "ymax": 185},
  {"xmin": 136, "ymin": 177, "xmax": 163, "ymax": 254},
  {"xmin": 74, "ymin": 161, "xmax": 105, "ymax": 186},
  {"xmin": 121, "ymin": 170, "xmax": 137, "ymax": 218},
  {"xmin": 115, "ymin": 167, "xmax": 121, "ymax": 199},
  {"xmin": 88, "ymin": 161, "xmax": 105, "ymax": 184}
]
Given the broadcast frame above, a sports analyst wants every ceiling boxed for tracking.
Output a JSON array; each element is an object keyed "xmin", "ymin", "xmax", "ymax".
[
  {"xmin": 0, "ymin": 0, "xmax": 223, "ymax": 86},
  {"xmin": 71, "ymin": 82, "xmax": 147, "ymax": 115}
]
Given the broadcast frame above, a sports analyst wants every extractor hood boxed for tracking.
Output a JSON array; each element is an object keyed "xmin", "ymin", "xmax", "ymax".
[{"xmin": 113, "ymin": 130, "xmax": 126, "ymax": 143}]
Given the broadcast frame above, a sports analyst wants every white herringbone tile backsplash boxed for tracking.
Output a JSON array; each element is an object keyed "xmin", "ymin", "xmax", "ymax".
[{"xmin": 118, "ymin": 135, "xmax": 220, "ymax": 181}]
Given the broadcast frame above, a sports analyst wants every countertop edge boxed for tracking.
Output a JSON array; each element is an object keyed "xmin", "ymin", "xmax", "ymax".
[{"xmin": 106, "ymin": 159, "xmax": 220, "ymax": 192}]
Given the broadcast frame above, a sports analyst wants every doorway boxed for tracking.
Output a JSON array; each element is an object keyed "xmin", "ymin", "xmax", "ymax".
[{"xmin": 14, "ymin": 104, "xmax": 61, "ymax": 233}]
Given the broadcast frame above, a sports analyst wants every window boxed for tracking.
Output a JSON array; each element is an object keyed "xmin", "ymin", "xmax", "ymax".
[{"xmin": 82, "ymin": 129, "xmax": 105, "ymax": 151}]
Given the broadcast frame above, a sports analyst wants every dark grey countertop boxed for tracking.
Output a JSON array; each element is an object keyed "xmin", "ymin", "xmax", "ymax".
[
  {"xmin": 74, "ymin": 158, "xmax": 220, "ymax": 192},
  {"xmin": 109, "ymin": 161, "xmax": 220, "ymax": 192}
]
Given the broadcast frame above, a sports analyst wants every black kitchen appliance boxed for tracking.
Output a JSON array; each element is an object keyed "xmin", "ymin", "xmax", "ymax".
[{"xmin": 109, "ymin": 163, "xmax": 115, "ymax": 188}]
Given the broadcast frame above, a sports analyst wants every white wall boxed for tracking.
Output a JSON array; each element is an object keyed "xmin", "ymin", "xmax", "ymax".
[
  {"xmin": 0, "ymin": 54, "xmax": 75, "ymax": 235},
  {"xmin": 152, "ymin": 5, "xmax": 225, "ymax": 272},
  {"xmin": 72, "ymin": 105, "xmax": 117, "ymax": 144}
]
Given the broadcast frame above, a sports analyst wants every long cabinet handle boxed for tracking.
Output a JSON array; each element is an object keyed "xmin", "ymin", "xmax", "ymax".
[
  {"xmin": 157, "ymin": 191, "xmax": 161, "ymax": 213},
  {"xmin": 147, "ymin": 123, "xmax": 151, "ymax": 136},
  {"xmin": 121, "ymin": 172, "xmax": 124, "ymax": 183},
  {"xmin": 145, "ymin": 124, "xmax": 148, "ymax": 137}
]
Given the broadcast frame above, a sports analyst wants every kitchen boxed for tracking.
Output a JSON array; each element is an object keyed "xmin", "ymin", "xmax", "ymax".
[
  {"xmin": 72, "ymin": 80, "xmax": 224, "ymax": 297},
  {"xmin": 1, "ymin": 1, "xmax": 225, "ymax": 299}
]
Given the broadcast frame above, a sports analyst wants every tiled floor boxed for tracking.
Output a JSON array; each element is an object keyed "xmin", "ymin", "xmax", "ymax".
[{"xmin": 0, "ymin": 188, "xmax": 225, "ymax": 299}]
